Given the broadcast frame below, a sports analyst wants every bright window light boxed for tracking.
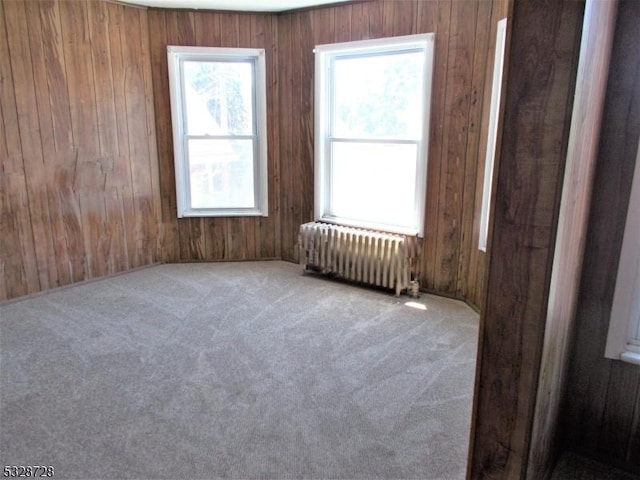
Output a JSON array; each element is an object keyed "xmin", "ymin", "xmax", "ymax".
[
  {"xmin": 405, "ymin": 301, "xmax": 427, "ymax": 311},
  {"xmin": 314, "ymin": 34, "xmax": 435, "ymax": 235},
  {"xmin": 167, "ymin": 46, "xmax": 268, "ymax": 218}
]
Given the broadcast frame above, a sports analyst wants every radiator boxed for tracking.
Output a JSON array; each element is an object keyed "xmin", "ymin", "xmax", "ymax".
[{"xmin": 298, "ymin": 222, "xmax": 420, "ymax": 296}]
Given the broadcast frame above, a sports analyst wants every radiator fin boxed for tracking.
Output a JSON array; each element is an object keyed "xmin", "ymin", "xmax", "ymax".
[{"xmin": 298, "ymin": 222, "xmax": 420, "ymax": 296}]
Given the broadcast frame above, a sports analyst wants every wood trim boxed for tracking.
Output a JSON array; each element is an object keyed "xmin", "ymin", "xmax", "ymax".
[
  {"xmin": 527, "ymin": 1, "xmax": 618, "ymax": 477},
  {"xmin": 467, "ymin": 0, "xmax": 584, "ymax": 477},
  {"xmin": 562, "ymin": 0, "xmax": 640, "ymax": 472}
]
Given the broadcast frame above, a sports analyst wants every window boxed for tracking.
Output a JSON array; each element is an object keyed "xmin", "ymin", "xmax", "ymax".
[
  {"xmin": 605, "ymin": 138, "xmax": 640, "ymax": 365},
  {"xmin": 314, "ymin": 34, "xmax": 435, "ymax": 235},
  {"xmin": 167, "ymin": 46, "xmax": 268, "ymax": 217}
]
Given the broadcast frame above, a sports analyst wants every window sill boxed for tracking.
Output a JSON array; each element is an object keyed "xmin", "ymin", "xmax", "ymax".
[
  {"xmin": 317, "ymin": 216, "xmax": 421, "ymax": 237},
  {"xmin": 620, "ymin": 351, "xmax": 640, "ymax": 366}
]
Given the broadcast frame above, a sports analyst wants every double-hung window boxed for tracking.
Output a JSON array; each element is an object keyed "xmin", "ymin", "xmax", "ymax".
[
  {"xmin": 167, "ymin": 46, "xmax": 268, "ymax": 217},
  {"xmin": 314, "ymin": 34, "xmax": 435, "ymax": 235},
  {"xmin": 605, "ymin": 137, "xmax": 640, "ymax": 365}
]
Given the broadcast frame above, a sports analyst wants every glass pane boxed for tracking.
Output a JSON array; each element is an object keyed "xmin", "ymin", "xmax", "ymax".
[
  {"xmin": 330, "ymin": 142, "xmax": 417, "ymax": 229},
  {"xmin": 332, "ymin": 51, "xmax": 424, "ymax": 139},
  {"xmin": 183, "ymin": 60, "xmax": 253, "ymax": 136},
  {"xmin": 187, "ymin": 139, "xmax": 255, "ymax": 209}
]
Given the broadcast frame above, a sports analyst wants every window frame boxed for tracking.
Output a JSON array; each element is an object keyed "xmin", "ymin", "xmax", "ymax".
[
  {"xmin": 313, "ymin": 34, "xmax": 435, "ymax": 236},
  {"xmin": 478, "ymin": 18, "xmax": 507, "ymax": 253},
  {"xmin": 605, "ymin": 137, "xmax": 640, "ymax": 366},
  {"xmin": 167, "ymin": 45, "xmax": 268, "ymax": 218}
]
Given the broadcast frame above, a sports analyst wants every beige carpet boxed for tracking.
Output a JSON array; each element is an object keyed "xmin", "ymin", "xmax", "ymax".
[{"xmin": 1, "ymin": 261, "xmax": 479, "ymax": 479}]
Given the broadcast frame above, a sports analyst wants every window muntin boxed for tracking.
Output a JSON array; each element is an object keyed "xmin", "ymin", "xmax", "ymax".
[
  {"xmin": 167, "ymin": 46, "xmax": 268, "ymax": 218},
  {"xmin": 314, "ymin": 34, "xmax": 434, "ymax": 235}
]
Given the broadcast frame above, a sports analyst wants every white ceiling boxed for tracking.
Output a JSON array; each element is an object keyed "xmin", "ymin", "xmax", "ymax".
[{"xmin": 120, "ymin": 0, "xmax": 351, "ymax": 12}]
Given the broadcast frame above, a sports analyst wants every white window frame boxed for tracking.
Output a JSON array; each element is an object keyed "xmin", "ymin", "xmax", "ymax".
[
  {"xmin": 605, "ymin": 137, "xmax": 640, "ymax": 365},
  {"xmin": 478, "ymin": 18, "xmax": 507, "ymax": 252},
  {"xmin": 313, "ymin": 34, "xmax": 435, "ymax": 236},
  {"xmin": 167, "ymin": 46, "xmax": 268, "ymax": 218}
]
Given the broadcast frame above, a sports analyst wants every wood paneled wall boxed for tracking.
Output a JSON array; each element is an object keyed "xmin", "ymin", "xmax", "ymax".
[
  {"xmin": 147, "ymin": 9, "xmax": 280, "ymax": 263},
  {"xmin": 468, "ymin": 0, "xmax": 584, "ymax": 477},
  {"xmin": 526, "ymin": 1, "xmax": 618, "ymax": 477},
  {"xmin": 0, "ymin": 0, "xmax": 161, "ymax": 301},
  {"xmin": 561, "ymin": 0, "xmax": 640, "ymax": 473},
  {"xmin": 277, "ymin": 0, "xmax": 507, "ymax": 309},
  {"xmin": 2, "ymin": 0, "xmax": 500, "ymax": 310}
]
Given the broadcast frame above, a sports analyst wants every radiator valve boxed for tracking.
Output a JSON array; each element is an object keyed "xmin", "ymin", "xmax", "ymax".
[{"xmin": 409, "ymin": 280, "xmax": 420, "ymax": 298}]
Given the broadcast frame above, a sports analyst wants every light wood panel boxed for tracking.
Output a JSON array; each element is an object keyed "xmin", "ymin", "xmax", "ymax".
[
  {"xmin": 0, "ymin": 0, "xmax": 162, "ymax": 302},
  {"xmin": 277, "ymin": 0, "xmax": 496, "ymax": 308},
  {"xmin": 467, "ymin": 0, "xmax": 584, "ymax": 477},
  {"xmin": 562, "ymin": 0, "xmax": 640, "ymax": 473},
  {"xmin": 147, "ymin": 8, "xmax": 281, "ymax": 264}
]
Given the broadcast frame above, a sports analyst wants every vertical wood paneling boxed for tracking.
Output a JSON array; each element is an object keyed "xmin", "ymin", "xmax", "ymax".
[
  {"xmin": 0, "ymin": 0, "xmax": 161, "ymax": 302},
  {"xmin": 562, "ymin": 0, "xmax": 640, "ymax": 472},
  {"xmin": 299, "ymin": 12, "xmax": 315, "ymax": 247},
  {"xmin": 278, "ymin": 14, "xmax": 294, "ymax": 261},
  {"xmin": 255, "ymin": 14, "xmax": 280, "ymax": 259},
  {"xmin": 389, "ymin": 0, "xmax": 415, "ymax": 36},
  {"xmin": 147, "ymin": 9, "xmax": 179, "ymax": 263},
  {"xmin": 139, "ymin": 5, "xmax": 163, "ymax": 265},
  {"xmin": 0, "ymin": 0, "xmax": 40, "ymax": 299},
  {"xmin": 456, "ymin": 0, "xmax": 492, "ymax": 303},
  {"xmin": 278, "ymin": 0, "xmax": 494, "ymax": 308},
  {"xmin": 467, "ymin": 0, "xmax": 509, "ymax": 313},
  {"xmin": 290, "ymin": 13, "xmax": 304, "ymax": 261},
  {"xmin": 422, "ymin": 0, "xmax": 451, "ymax": 291},
  {"xmin": 60, "ymin": 0, "xmax": 104, "ymax": 279},
  {"xmin": 107, "ymin": 2, "xmax": 137, "ymax": 273},
  {"xmin": 526, "ymin": 1, "xmax": 618, "ymax": 477},
  {"xmin": 468, "ymin": 0, "xmax": 584, "ymax": 477},
  {"xmin": 148, "ymin": 8, "xmax": 280, "ymax": 265},
  {"xmin": 6, "ymin": 0, "xmax": 57, "ymax": 292},
  {"xmin": 3, "ymin": 0, "xmax": 495, "ymax": 322},
  {"xmin": 433, "ymin": 0, "xmax": 478, "ymax": 295}
]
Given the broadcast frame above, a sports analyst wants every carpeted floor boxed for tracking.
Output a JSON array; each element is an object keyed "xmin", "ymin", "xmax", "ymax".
[{"xmin": 0, "ymin": 261, "xmax": 480, "ymax": 479}]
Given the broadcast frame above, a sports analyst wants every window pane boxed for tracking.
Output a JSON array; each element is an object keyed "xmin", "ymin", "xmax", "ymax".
[
  {"xmin": 332, "ymin": 52, "xmax": 424, "ymax": 139},
  {"xmin": 187, "ymin": 139, "xmax": 255, "ymax": 209},
  {"xmin": 330, "ymin": 142, "xmax": 417, "ymax": 228},
  {"xmin": 183, "ymin": 61, "xmax": 253, "ymax": 136}
]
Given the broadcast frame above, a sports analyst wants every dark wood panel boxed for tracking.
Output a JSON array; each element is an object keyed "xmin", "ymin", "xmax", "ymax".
[
  {"xmin": 456, "ymin": 0, "xmax": 492, "ymax": 304},
  {"xmin": 433, "ymin": 0, "xmax": 478, "ymax": 295},
  {"xmin": 0, "ymin": 0, "xmax": 161, "ymax": 301},
  {"xmin": 526, "ymin": 1, "xmax": 618, "ymax": 478},
  {"xmin": 255, "ymin": 14, "xmax": 280, "ymax": 259},
  {"xmin": 147, "ymin": 9, "xmax": 179, "ymax": 262},
  {"xmin": 562, "ymin": 0, "xmax": 640, "ymax": 472},
  {"xmin": 468, "ymin": 0, "xmax": 584, "ymax": 477},
  {"xmin": 422, "ymin": 0, "xmax": 451, "ymax": 292},
  {"xmin": 278, "ymin": 14, "xmax": 295, "ymax": 262},
  {"xmin": 468, "ymin": 0, "xmax": 511, "ymax": 314}
]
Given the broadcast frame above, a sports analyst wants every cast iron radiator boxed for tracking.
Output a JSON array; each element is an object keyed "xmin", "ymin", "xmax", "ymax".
[{"xmin": 298, "ymin": 221, "xmax": 421, "ymax": 296}]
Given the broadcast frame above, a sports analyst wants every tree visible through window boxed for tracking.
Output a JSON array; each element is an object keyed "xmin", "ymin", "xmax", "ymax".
[
  {"xmin": 167, "ymin": 46, "xmax": 268, "ymax": 218},
  {"xmin": 314, "ymin": 34, "xmax": 435, "ymax": 235}
]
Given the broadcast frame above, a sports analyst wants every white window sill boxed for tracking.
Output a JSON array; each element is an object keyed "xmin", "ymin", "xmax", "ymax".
[{"xmin": 620, "ymin": 351, "xmax": 640, "ymax": 366}]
